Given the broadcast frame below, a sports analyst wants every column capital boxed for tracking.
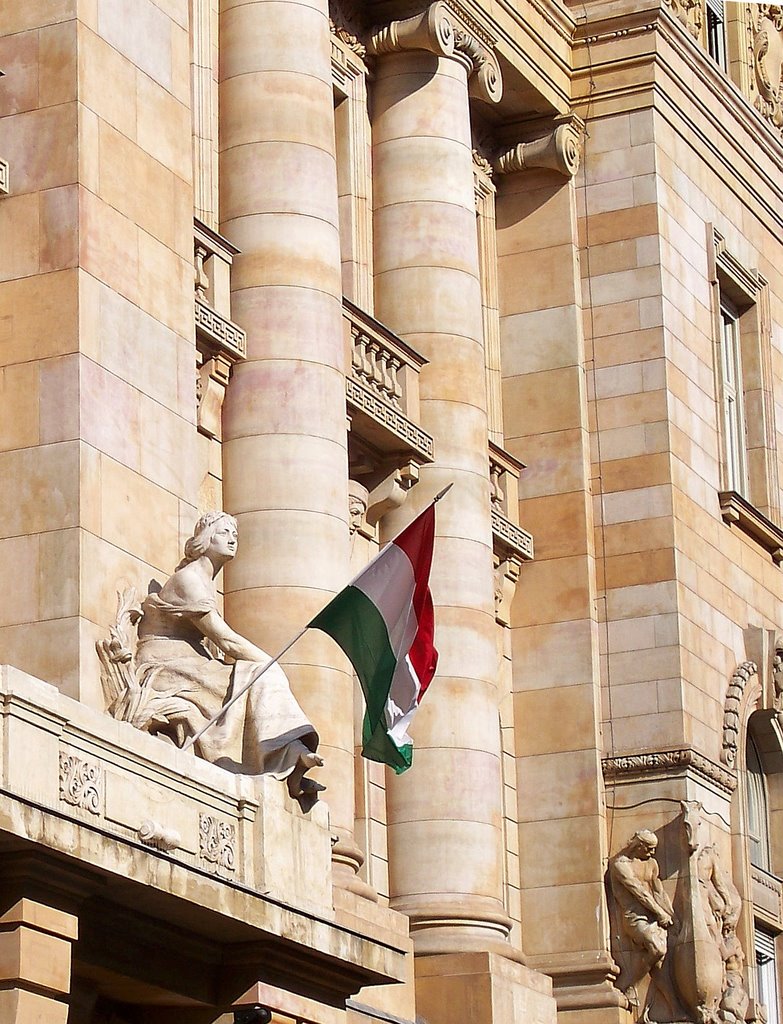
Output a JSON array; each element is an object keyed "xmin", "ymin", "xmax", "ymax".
[
  {"xmin": 368, "ymin": 2, "xmax": 502, "ymax": 103},
  {"xmin": 495, "ymin": 114, "xmax": 585, "ymax": 178}
]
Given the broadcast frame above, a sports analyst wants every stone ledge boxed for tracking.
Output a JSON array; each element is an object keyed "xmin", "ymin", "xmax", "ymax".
[
  {"xmin": 0, "ymin": 665, "xmax": 408, "ymax": 1005},
  {"xmin": 719, "ymin": 490, "xmax": 783, "ymax": 564}
]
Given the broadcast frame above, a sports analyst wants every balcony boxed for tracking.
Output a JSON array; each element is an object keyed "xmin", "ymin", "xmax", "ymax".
[
  {"xmin": 489, "ymin": 441, "xmax": 534, "ymax": 563},
  {"xmin": 193, "ymin": 219, "xmax": 247, "ymax": 438}
]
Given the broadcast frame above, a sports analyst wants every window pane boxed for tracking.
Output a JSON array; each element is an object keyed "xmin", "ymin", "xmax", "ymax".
[
  {"xmin": 756, "ymin": 926, "xmax": 780, "ymax": 1024},
  {"xmin": 746, "ymin": 734, "xmax": 770, "ymax": 870},
  {"xmin": 720, "ymin": 303, "xmax": 747, "ymax": 495}
]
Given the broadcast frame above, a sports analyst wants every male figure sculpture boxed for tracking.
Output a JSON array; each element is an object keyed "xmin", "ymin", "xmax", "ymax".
[{"xmin": 610, "ymin": 829, "xmax": 675, "ymax": 1003}]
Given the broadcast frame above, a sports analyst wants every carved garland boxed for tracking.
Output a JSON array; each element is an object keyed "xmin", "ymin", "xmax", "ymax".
[
  {"xmin": 720, "ymin": 660, "xmax": 758, "ymax": 768},
  {"xmin": 602, "ymin": 748, "xmax": 737, "ymax": 793},
  {"xmin": 753, "ymin": 4, "xmax": 783, "ymax": 132}
]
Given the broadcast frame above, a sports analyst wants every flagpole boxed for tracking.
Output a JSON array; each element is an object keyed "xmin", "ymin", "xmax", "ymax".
[{"xmin": 181, "ymin": 482, "xmax": 454, "ymax": 753}]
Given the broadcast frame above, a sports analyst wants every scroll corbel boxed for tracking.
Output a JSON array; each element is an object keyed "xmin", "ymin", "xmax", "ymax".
[
  {"xmin": 366, "ymin": 461, "xmax": 420, "ymax": 526},
  {"xmin": 368, "ymin": 1, "xmax": 456, "ymax": 58},
  {"xmin": 495, "ymin": 116, "xmax": 584, "ymax": 178}
]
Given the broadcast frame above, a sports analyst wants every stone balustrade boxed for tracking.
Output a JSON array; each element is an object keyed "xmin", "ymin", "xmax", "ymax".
[{"xmin": 489, "ymin": 441, "xmax": 533, "ymax": 563}]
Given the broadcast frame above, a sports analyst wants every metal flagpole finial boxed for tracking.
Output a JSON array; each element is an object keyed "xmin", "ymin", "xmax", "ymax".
[{"xmin": 432, "ymin": 482, "xmax": 454, "ymax": 503}]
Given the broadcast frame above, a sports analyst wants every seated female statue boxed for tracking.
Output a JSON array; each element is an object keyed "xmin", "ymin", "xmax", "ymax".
[{"xmin": 135, "ymin": 511, "xmax": 323, "ymax": 798}]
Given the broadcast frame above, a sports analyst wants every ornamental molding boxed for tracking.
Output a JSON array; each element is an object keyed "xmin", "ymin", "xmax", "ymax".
[
  {"xmin": 491, "ymin": 507, "xmax": 534, "ymax": 562},
  {"xmin": 721, "ymin": 660, "xmax": 759, "ymax": 768},
  {"xmin": 602, "ymin": 748, "xmax": 737, "ymax": 794},
  {"xmin": 367, "ymin": 1, "xmax": 502, "ymax": 103},
  {"xmin": 198, "ymin": 813, "xmax": 236, "ymax": 872},
  {"xmin": 0, "ymin": 158, "xmax": 8, "ymax": 197},
  {"xmin": 59, "ymin": 751, "xmax": 102, "ymax": 814},
  {"xmin": 752, "ymin": 4, "xmax": 783, "ymax": 132},
  {"xmin": 195, "ymin": 298, "xmax": 246, "ymax": 362},
  {"xmin": 495, "ymin": 115, "xmax": 585, "ymax": 179},
  {"xmin": 346, "ymin": 376, "xmax": 434, "ymax": 461}
]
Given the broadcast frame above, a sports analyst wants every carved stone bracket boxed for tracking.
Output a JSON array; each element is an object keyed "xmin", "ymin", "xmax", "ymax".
[
  {"xmin": 721, "ymin": 660, "xmax": 758, "ymax": 768},
  {"xmin": 198, "ymin": 813, "xmax": 236, "ymax": 873},
  {"xmin": 602, "ymin": 748, "xmax": 737, "ymax": 793},
  {"xmin": 752, "ymin": 3, "xmax": 783, "ymax": 131},
  {"xmin": 138, "ymin": 819, "xmax": 181, "ymax": 852},
  {"xmin": 59, "ymin": 752, "xmax": 102, "ymax": 815},
  {"xmin": 367, "ymin": 1, "xmax": 502, "ymax": 103},
  {"xmin": 494, "ymin": 555, "xmax": 521, "ymax": 627},
  {"xmin": 495, "ymin": 115, "xmax": 585, "ymax": 179}
]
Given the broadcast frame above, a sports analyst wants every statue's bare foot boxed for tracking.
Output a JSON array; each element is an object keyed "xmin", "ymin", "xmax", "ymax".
[{"xmin": 287, "ymin": 751, "xmax": 324, "ymax": 798}]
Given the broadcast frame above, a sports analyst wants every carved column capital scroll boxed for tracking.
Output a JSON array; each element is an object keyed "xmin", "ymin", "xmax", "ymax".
[
  {"xmin": 368, "ymin": 2, "xmax": 502, "ymax": 103},
  {"xmin": 495, "ymin": 115, "xmax": 585, "ymax": 179}
]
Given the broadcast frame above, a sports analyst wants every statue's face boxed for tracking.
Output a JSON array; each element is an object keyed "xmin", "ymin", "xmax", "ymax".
[{"xmin": 208, "ymin": 518, "xmax": 238, "ymax": 561}]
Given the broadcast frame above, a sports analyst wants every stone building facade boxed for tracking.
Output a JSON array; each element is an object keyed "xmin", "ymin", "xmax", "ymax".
[{"xmin": 0, "ymin": 0, "xmax": 782, "ymax": 1022}]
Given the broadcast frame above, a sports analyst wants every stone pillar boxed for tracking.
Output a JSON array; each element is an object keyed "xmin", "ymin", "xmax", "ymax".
[
  {"xmin": 369, "ymin": 5, "xmax": 512, "ymax": 956},
  {"xmin": 0, "ymin": 899, "xmax": 77, "ymax": 1024},
  {"xmin": 219, "ymin": 0, "xmax": 360, "ymax": 889}
]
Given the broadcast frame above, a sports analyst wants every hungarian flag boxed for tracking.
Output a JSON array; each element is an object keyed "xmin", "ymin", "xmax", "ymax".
[{"xmin": 310, "ymin": 502, "xmax": 439, "ymax": 773}]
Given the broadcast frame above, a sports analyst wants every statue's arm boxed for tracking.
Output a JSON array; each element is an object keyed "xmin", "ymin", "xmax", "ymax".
[
  {"xmin": 612, "ymin": 861, "xmax": 672, "ymax": 924},
  {"xmin": 195, "ymin": 609, "xmax": 271, "ymax": 663},
  {"xmin": 650, "ymin": 865, "xmax": 674, "ymax": 922}
]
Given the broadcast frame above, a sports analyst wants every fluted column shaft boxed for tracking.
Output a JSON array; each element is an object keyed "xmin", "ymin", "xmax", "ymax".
[
  {"xmin": 219, "ymin": 0, "xmax": 358, "ymax": 882},
  {"xmin": 373, "ymin": 49, "xmax": 511, "ymax": 955}
]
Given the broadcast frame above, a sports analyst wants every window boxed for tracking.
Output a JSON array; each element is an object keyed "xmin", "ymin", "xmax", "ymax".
[
  {"xmin": 756, "ymin": 927, "xmax": 781, "ymax": 1024},
  {"xmin": 719, "ymin": 299, "xmax": 748, "ymax": 496},
  {"xmin": 711, "ymin": 229, "xmax": 781, "ymax": 556},
  {"xmin": 706, "ymin": 0, "xmax": 727, "ymax": 69},
  {"xmin": 747, "ymin": 732, "xmax": 771, "ymax": 871}
]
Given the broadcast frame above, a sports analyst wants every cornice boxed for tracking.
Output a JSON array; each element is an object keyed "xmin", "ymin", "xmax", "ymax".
[
  {"xmin": 572, "ymin": 5, "xmax": 783, "ymax": 239},
  {"xmin": 602, "ymin": 748, "xmax": 737, "ymax": 794}
]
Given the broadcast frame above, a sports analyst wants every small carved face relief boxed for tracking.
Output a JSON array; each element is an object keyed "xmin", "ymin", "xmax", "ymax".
[{"xmin": 208, "ymin": 519, "xmax": 238, "ymax": 561}]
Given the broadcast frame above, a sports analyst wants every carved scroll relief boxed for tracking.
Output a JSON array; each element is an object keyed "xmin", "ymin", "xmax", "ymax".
[
  {"xmin": 59, "ymin": 752, "xmax": 102, "ymax": 815},
  {"xmin": 199, "ymin": 813, "xmax": 236, "ymax": 873},
  {"xmin": 753, "ymin": 4, "xmax": 783, "ymax": 131}
]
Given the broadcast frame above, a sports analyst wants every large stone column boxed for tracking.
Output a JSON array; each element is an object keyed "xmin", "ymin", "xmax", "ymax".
[
  {"xmin": 219, "ymin": 0, "xmax": 359, "ymax": 888},
  {"xmin": 369, "ymin": 6, "xmax": 512, "ymax": 956}
]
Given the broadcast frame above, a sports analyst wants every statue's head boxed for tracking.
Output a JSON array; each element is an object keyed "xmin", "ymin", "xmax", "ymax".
[
  {"xmin": 629, "ymin": 829, "xmax": 658, "ymax": 859},
  {"xmin": 181, "ymin": 511, "xmax": 238, "ymax": 565}
]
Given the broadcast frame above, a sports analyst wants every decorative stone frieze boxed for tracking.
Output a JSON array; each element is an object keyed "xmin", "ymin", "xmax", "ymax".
[
  {"xmin": 661, "ymin": 0, "xmax": 703, "ymax": 37},
  {"xmin": 602, "ymin": 749, "xmax": 737, "ymax": 793},
  {"xmin": 367, "ymin": 1, "xmax": 502, "ymax": 103},
  {"xmin": 347, "ymin": 378, "xmax": 434, "ymax": 460},
  {"xmin": 59, "ymin": 752, "xmax": 102, "ymax": 815},
  {"xmin": 495, "ymin": 115, "xmax": 585, "ymax": 178},
  {"xmin": 752, "ymin": 4, "xmax": 783, "ymax": 131},
  {"xmin": 198, "ymin": 814, "xmax": 236, "ymax": 873},
  {"xmin": 720, "ymin": 660, "xmax": 758, "ymax": 767},
  {"xmin": 330, "ymin": 0, "xmax": 366, "ymax": 58}
]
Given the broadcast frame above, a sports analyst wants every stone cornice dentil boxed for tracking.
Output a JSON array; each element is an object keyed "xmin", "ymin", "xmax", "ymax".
[
  {"xmin": 494, "ymin": 114, "xmax": 584, "ymax": 178},
  {"xmin": 367, "ymin": 1, "xmax": 503, "ymax": 104}
]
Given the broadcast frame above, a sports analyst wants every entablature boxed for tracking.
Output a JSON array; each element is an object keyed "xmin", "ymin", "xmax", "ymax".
[{"xmin": 0, "ymin": 665, "xmax": 408, "ymax": 1007}]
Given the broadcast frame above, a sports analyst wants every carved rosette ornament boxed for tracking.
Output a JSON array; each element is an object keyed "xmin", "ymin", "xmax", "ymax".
[
  {"xmin": 495, "ymin": 117, "xmax": 585, "ymax": 179},
  {"xmin": 753, "ymin": 4, "xmax": 783, "ymax": 131},
  {"xmin": 367, "ymin": 1, "xmax": 502, "ymax": 104}
]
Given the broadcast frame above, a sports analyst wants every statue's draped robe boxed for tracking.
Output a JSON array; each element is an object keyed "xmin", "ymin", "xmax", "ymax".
[{"xmin": 135, "ymin": 578, "xmax": 317, "ymax": 776}]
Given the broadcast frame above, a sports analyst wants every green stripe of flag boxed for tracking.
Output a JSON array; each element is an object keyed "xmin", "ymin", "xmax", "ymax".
[{"xmin": 310, "ymin": 586, "xmax": 413, "ymax": 773}]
